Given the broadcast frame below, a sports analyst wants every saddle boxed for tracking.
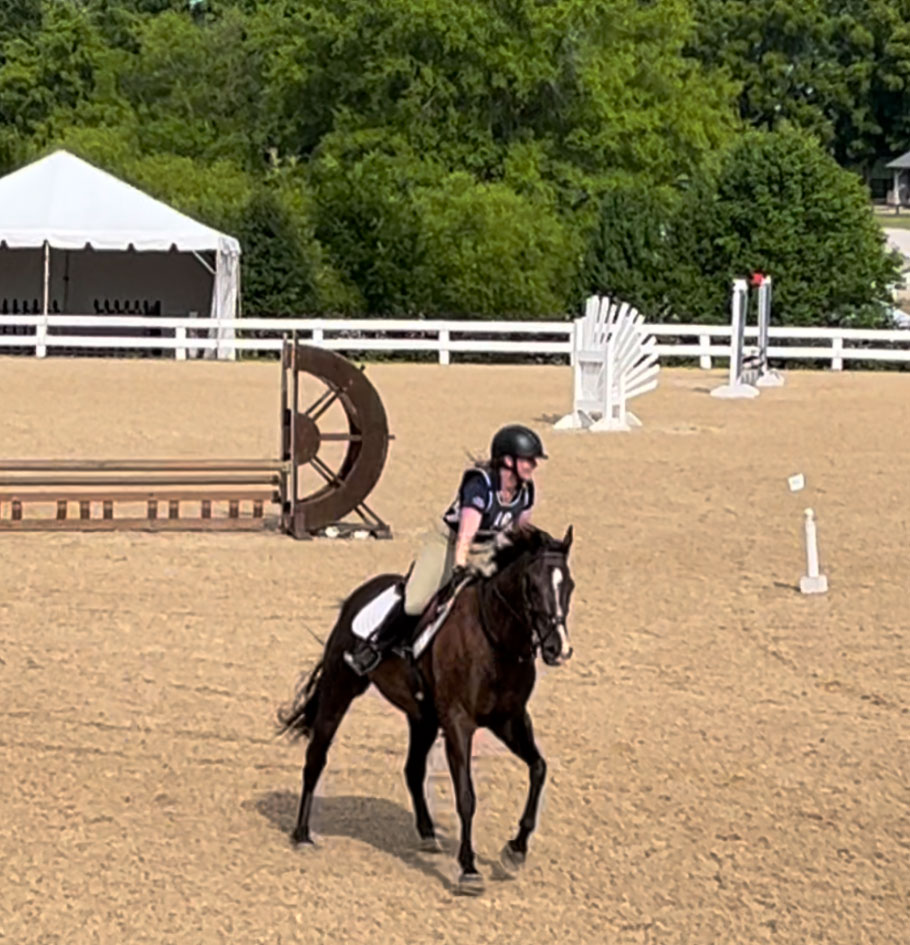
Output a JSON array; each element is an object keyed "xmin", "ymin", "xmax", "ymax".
[{"xmin": 394, "ymin": 570, "xmax": 478, "ymax": 662}]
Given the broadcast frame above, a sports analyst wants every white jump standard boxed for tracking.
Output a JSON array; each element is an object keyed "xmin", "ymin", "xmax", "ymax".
[
  {"xmin": 754, "ymin": 277, "xmax": 784, "ymax": 388},
  {"xmin": 711, "ymin": 275, "xmax": 784, "ymax": 399},
  {"xmin": 555, "ymin": 295, "xmax": 660, "ymax": 432}
]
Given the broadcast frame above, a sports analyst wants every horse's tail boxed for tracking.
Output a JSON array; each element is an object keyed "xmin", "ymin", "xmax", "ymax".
[{"xmin": 276, "ymin": 659, "xmax": 325, "ymax": 742}]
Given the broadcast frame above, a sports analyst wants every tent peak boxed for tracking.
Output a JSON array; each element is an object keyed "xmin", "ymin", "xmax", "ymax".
[{"xmin": 0, "ymin": 150, "xmax": 240, "ymax": 254}]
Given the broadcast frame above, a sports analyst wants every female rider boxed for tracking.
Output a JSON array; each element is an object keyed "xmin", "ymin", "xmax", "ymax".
[{"xmin": 344, "ymin": 423, "xmax": 547, "ymax": 675}]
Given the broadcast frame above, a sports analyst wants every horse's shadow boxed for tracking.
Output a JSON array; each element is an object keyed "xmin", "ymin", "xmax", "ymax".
[{"xmin": 252, "ymin": 790, "xmax": 477, "ymax": 891}]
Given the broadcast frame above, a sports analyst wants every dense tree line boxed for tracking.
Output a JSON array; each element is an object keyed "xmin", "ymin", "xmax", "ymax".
[{"xmin": 0, "ymin": 0, "xmax": 902, "ymax": 325}]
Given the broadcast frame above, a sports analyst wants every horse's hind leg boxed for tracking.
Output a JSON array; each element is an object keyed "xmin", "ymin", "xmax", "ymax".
[
  {"xmin": 490, "ymin": 710, "xmax": 546, "ymax": 872},
  {"xmin": 404, "ymin": 713, "xmax": 441, "ymax": 851},
  {"xmin": 292, "ymin": 667, "xmax": 368, "ymax": 846}
]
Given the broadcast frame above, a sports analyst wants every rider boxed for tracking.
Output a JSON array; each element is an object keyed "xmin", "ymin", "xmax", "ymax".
[{"xmin": 343, "ymin": 424, "xmax": 547, "ymax": 675}]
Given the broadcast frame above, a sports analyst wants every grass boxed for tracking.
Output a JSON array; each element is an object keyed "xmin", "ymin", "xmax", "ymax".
[{"xmin": 872, "ymin": 206, "xmax": 910, "ymax": 230}]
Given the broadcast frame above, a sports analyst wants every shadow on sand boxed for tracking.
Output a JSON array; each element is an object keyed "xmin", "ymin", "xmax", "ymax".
[
  {"xmin": 252, "ymin": 790, "xmax": 516, "ymax": 890},
  {"xmin": 253, "ymin": 790, "xmax": 460, "ymax": 890}
]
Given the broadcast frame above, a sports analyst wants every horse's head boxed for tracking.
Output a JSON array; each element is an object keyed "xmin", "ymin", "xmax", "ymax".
[{"xmin": 496, "ymin": 525, "xmax": 575, "ymax": 666}]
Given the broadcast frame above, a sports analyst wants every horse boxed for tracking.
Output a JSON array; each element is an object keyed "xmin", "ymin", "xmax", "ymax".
[{"xmin": 277, "ymin": 524, "xmax": 575, "ymax": 895}]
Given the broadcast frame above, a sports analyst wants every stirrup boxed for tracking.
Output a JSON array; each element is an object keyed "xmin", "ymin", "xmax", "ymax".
[{"xmin": 343, "ymin": 641, "xmax": 382, "ymax": 676}]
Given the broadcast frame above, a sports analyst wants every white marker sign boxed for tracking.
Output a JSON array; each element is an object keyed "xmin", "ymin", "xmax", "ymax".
[{"xmin": 788, "ymin": 473, "xmax": 805, "ymax": 492}]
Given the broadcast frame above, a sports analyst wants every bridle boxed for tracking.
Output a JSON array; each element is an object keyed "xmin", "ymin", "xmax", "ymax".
[{"xmin": 482, "ymin": 550, "xmax": 569, "ymax": 662}]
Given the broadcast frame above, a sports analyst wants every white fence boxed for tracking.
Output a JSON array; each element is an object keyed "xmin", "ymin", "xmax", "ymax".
[{"xmin": 1, "ymin": 314, "xmax": 909, "ymax": 370}]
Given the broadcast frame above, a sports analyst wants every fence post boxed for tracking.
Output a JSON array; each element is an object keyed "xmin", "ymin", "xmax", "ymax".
[
  {"xmin": 699, "ymin": 333, "xmax": 712, "ymax": 370},
  {"xmin": 439, "ymin": 328, "xmax": 450, "ymax": 365},
  {"xmin": 831, "ymin": 335, "xmax": 844, "ymax": 371},
  {"xmin": 35, "ymin": 317, "xmax": 48, "ymax": 358},
  {"xmin": 175, "ymin": 325, "xmax": 187, "ymax": 361},
  {"xmin": 312, "ymin": 327, "xmax": 324, "ymax": 344},
  {"xmin": 37, "ymin": 240, "xmax": 49, "ymax": 358},
  {"xmin": 186, "ymin": 310, "xmax": 198, "ymax": 359}
]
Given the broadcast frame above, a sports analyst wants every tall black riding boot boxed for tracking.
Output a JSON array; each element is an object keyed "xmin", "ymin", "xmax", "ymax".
[{"xmin": 344, "ymin": 595, "xmax": 415, "ymax": 676}]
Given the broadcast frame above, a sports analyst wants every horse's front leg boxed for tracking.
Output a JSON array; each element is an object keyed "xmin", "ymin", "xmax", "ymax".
[
  {"xmin": 490, "ymin": 710, "xmax": 546, "ymax": 872},
  {"xmin": 443, "ymin": 714, "xmax": 483, "ymax": 895}
]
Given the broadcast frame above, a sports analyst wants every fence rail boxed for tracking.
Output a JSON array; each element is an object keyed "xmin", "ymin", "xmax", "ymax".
[{"xmin": 0, "ymin": 314, "xmax": 909, "ymax": 369}]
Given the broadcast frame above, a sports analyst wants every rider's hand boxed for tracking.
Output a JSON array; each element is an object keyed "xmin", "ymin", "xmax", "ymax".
[{"xmin": 451, "ymin": 563, "xmax": 477, "ymax": 585}]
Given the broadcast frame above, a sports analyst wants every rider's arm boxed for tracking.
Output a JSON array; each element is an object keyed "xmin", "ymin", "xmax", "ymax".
[
  {"xmin": 517, "ymin": 508, "xmax": 533, "ymax": 529},
  {"xmin": 453, "ymin": 507, "xmax": 483, "ymax": 567}
]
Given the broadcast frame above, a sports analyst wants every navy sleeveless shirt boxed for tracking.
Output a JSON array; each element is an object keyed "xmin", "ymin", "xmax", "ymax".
[{"xmin": 442, "ymin": 467, "xmax": 535, "ymax": 542}]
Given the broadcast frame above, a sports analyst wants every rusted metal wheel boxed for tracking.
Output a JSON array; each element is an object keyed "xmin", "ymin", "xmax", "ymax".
[{"xmin": 285, "ymin": 344, "xmax": 391, "ymax": 535}]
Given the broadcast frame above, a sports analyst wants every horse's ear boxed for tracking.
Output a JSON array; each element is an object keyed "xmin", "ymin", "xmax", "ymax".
[{"xmin": 562, "ymin": 525, "xmax": 573, "ymax": 552}]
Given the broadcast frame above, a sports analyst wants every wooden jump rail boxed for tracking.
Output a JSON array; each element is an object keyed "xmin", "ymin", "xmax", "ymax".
[
  {"xmin": 0, "ymin": 474, "xmax": 283, "ymax": 531},
  {"xmin": 0, "ymin": 341, "xmax": 392, "ymax": 538}
]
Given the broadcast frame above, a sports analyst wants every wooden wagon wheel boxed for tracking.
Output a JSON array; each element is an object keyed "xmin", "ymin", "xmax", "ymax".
[{"xmin": 285, "ymin": 344, "xmax": 391, "ymax": 536}]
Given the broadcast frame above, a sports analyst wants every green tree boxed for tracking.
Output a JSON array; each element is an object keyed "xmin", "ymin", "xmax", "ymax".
[
  {"xmin": 234, "ymin": 176, "xmax": 361, "ymax": 316},
  {"xmin": 308, "ymin": 131, "xmax": 434, "ymax": 315},
  {"xmin": 259, "ymin": 0, "xmax": 736, "ymax": 193},
  {"xmin": 236, "ymin": 188, "xmax": 321, "ymax": 317},
  {"xmin": 686, "ymin": 0, "xmax": 910, "ymax": 173},
  {"xmin": 0, "ymin": 1, "xmax": 111, "ymax": 170},
  {"xmin": 118, "ymin": 8, "xmax": 270, "ymax": 165},
  {"xmin": 417, "ymin": 173, "xmax": 577, "ymax": 317},
  {"xmin": 665, "ymin": 129, "xmax": 901, "ymax": 326},
  {"xmin": 123, "ymin": 152, "xmax": 254, "ymax": 232},
  {"xmin": 0, "ymin": 1, "xmax": 42, "ymax": 47},
  {"xmin": 577, "ymin": 182, "xmax": 679, "ymax": 319}
]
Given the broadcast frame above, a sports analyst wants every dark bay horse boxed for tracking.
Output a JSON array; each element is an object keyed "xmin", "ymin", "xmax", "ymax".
[{"xmin": 277, "ymin": 524, "xmax": 575, "ymax": 894}]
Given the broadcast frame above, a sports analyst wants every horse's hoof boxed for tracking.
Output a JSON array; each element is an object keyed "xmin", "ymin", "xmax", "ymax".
[
  {"xmin": 500, "ymin": 842, "xmax": 526, "ymax": 874},
  {"xmin": 418, "ymin": 835, "xmax": 443, "ymax": 853},
  {"xmin": 290, "ymin": 829, "xmax": 316, "ymax": 848},
  {"xmin": 454, "ymin": 871, "xmax": 485, "ymax": 896}
]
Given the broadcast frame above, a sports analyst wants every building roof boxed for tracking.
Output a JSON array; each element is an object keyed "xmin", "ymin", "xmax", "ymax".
[{"xmin": 886, "ymin": 150, "xmax": 910, "ymax": 170}]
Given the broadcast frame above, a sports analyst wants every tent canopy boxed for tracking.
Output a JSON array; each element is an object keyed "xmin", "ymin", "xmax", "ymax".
[
  {"xmin": 0, "ymin": 151, "xmax": 241, "ymax": 355},
  {"xmin": 0, "ymin": 149, "xmax": 240, "ymax": 254}
]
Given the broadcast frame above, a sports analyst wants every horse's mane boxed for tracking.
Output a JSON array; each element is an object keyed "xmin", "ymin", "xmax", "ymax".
[{"xmin": 492, "ymin": 525, "xmax": 565, "ymax": 571}]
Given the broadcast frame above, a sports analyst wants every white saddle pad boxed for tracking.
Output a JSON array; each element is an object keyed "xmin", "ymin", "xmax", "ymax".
[{"xmin": 351, "ymin": 584, "xmax": 401, "ymax": 640}]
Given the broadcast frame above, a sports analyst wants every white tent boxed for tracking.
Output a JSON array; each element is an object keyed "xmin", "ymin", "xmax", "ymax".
[{"xmin": 0, "ymin": 150, "xmax": 241, "ymax": 357}]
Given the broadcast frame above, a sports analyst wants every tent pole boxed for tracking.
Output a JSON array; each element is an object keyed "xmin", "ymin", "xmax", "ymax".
[
  {"xmin": 192, "ymin": 250, "xmax": 218, "ymax": 360},
  {"xmin": 63, "ymin": 250, "xmax": 70, "ymax": 311},
  {"xmin": 37, "ymin": 241, "xmax": 49, "ymax": 358},
  {"xmin": 43, "ymin": 242, "xmax": 50, "ymax": 314},
  {"xmin": 191, "ymin": 251, "xmax": 215, "ymax": 275}
]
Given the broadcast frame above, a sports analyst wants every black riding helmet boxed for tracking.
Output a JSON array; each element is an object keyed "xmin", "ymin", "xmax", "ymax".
[{"xmin": 490, "ymin": 424, "xmax": 548, "ymax": 463}]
